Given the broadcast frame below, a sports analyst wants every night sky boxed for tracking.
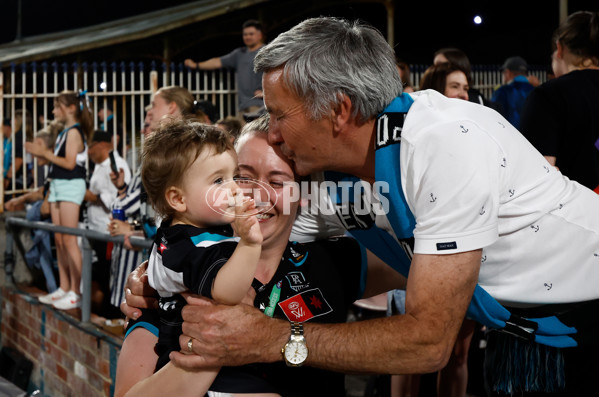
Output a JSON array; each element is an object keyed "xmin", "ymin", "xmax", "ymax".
[{"xmin": 0, "ymin": 0, "xmax": 598, "ymax": 66}]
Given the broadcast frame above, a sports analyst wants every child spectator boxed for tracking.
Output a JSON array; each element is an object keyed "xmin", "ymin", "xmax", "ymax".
[
  {"xmin": 85, "ymin": 129, "xmax": 132, "ymax": 316},
  {"xmin": 26, "ymin": 90, "xmax": 93, "ymax": 310},
  {"xmin": 140, "ymin": 118, "xmax": 261, "ymax": 387}
]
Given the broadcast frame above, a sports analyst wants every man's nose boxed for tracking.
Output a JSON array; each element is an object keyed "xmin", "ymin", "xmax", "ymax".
[{"xmin": 267, "ymin": 122, "xmax": 283, "ymax": 145}]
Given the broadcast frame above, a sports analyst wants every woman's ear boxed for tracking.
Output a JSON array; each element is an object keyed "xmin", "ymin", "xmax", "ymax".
[
  {"xmin": 168, "ymin": 101, "xmax": 179, "ymax": 116},
  {"xmin": 165, "ymin": 186, "xmax": 186, "ymax": 213},
  {"xmin": 555, "ymin": 41, "xmax": 564, "ymax": 59}
]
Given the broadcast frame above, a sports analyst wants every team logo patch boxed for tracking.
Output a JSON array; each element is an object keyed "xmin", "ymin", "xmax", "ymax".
[
  {"xmin": 278, "ymin": 288, "xmax": 332, "ymax": 322},
  {"xmin": 288, "ymin": 245, "xmax": 308, "ymax": 267},
  {"xmin": 285, "ymin": 271, "xmax": 308, "ymax": 292}
]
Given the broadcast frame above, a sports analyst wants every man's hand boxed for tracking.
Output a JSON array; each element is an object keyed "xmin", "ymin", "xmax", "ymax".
[
  {"xmin": 110, "ymin": 168, "xmax": 126, "ymax": 189},
  {"xmin": 169, "ymin": 294, "xmax": 287, "ymax": 370},
  {"xmin": 120, "ymin": 261, "xmax": 159, "ymax": 320},
  {"xmin": 184, "ymin": 59, "xmax": 198, "ymax": 69}
]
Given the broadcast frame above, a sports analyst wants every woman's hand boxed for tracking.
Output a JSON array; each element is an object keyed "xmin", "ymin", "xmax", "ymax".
[{"xmin": 120, "ymin": 261, "xmax": 159, "ymax": 321}]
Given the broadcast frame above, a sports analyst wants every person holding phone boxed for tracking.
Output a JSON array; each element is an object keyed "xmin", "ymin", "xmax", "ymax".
[{"xmin": 84, "ymin": 129, "xmax": 132, "ymax": 316}]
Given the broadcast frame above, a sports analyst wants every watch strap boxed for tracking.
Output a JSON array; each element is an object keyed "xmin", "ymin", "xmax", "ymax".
[{"xmin": 290, "ymin": 321, "xmax": 303, "ymax": 338}]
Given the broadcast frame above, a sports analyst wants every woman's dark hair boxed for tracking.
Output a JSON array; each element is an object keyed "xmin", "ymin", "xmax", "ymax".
[
  {"xmin": 553, "ymin": 11, "xmax": 599, "ymax": 67},
  {"xmin": 433, "ymin": 47, "xmax": 472, "ymax": 83},
  {"xmin": 420, "ymin": 63, "xmax": 467, "ymax": 95}
]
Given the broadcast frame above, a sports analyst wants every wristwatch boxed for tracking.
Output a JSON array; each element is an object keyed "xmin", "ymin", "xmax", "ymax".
[{"xmin": 282, "ymin": 321, "xmax": 308, "ymax": 367}]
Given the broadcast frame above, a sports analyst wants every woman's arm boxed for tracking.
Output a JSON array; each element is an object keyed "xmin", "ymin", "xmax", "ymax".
[{"xmin": 114, "ymin": 327, "xmax": 159, "ymax": 397}]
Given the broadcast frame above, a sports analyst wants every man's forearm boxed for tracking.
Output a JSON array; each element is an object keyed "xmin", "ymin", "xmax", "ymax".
[{"xmin": 302, "ymin": 314, "xmax": 452, "ymax": 374}]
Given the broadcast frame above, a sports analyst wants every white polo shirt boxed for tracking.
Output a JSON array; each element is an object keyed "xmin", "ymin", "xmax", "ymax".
[{"xmin": 401, "ymin": 90, "xmax": 599, "ymax": 304}]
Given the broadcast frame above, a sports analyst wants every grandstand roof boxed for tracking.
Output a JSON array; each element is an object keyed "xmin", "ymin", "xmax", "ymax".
[{"xmin": 0, "ymin": 0, "xmax": 269, "ymax": 64}]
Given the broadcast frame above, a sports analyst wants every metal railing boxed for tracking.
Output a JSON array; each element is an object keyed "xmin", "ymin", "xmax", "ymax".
[
  {"xmin": 4, "ymin": 216, "xmax": 152, "ymax": 323},
  {"xmin": 0, "ymin": 62, "xmax": 238, "ymax": 206}
]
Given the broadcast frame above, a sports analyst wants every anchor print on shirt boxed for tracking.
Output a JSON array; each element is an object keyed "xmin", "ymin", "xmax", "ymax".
[
  {"xmin": 543, "ymin": 165, "xmax": 550, "ymax": 173},
  {"xmin": 501, "ymin": 158, "xmax": 507, "ymax": 168},
  {"xmin": 459, "ymin": 125, "xmax": 469, "ymax": 133},
  {"xmin": 530, "ymin": 224, "xmax": 540, "ymax": 232},
  {"xmin": 497, "ymin": 121, "xmax": 506, "ymax": 129},
  {"xmin": 481, "ymin": 255, "xmax": 487, "ymax": 263},
  {"xmin": 429, "ymin": 193, "xmax": 437, "ymax": 203},
  {"xmin": 480, "ymin": 206, "xmax": 486, "ymax": 215},
  {"xmin": 544, "ymin": 283, "xmax": 553, "ymax": 291},
  {"xmin": 508, "ymin": 189, "xmax": 515, "ymax": 198}
]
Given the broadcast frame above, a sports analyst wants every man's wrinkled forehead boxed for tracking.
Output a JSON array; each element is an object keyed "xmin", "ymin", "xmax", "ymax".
[{"xmin": 262, "ymin": 68, "xmax": 301, "ymax": 112}]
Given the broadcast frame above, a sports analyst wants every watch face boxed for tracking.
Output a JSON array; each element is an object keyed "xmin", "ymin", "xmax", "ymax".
[{"xmin": 285, "ymin": 340, "xmax": 308, "ymax": 365}]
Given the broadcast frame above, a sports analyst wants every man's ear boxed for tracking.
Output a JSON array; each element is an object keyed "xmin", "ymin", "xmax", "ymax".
[
  {"xmin": 331, "ymin": 94, "xmax": 353, "ymax": 132},
  {"xmin": 165, "ymin": 186, "xmax": 186, "ymax": 213}
]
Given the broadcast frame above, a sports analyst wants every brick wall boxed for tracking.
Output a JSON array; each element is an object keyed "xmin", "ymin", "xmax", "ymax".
[{"xmin": 0, "ymin": 287, "xmax": 122, "ymax": 396}]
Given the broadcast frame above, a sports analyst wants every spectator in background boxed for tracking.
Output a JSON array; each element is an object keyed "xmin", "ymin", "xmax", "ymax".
[
  {"xmin": 420, "ymin": 62, "xmax": 470, "ymax": 101},
  {"xmin": 396, "ymin": 58, "xmax": 415, "ymax": 93},
  {"xmin": 194, "ymin": 99, "xmax": 218, "ymax": 124},
  {"xmin": 520, "ymin": 10, "xmax": 599, "ymax": 194},
  {"xmin": 26, "ymin": 90, "xmax": 93, "ymax": 311},
  {"xmin": 433, "ymin": 47, "xmax": 493, "ymax": 107},
  {"xmin": 491, "ymin": 56, "xmax": 535, "ymax": 129},
  {"xmin": 98, "ymin": 105, "xmax": 124, "ymax": 155},
  {"xmin": 6, "ymin": 128, "xmax": 58, "ymax": 294},
  {"xmin": 85, "ymin": 129, "xmax": 132, "ymax": 317},
  {"xmin": 184, "ymin": 19, "xmax": 266, "ymax": 117},
  {"xmin": 146, "ymin": 86, "xmax": 209, "ymax": 129},
  {"xmin": 215, "ymin": 115, "xmax": 243, "ymax": 142},
  {"xmin": 4, "ymin": 109, "xmax": 34, "ymax": 194},
  {"xmin": 3, "ymin": 118, "xmax": 12, "ymax": 182}
]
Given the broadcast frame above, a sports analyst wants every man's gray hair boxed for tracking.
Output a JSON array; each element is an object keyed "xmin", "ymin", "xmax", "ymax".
[{"xmin": 254, "ymin": 17, "xmax": 402, "ymax": 123}]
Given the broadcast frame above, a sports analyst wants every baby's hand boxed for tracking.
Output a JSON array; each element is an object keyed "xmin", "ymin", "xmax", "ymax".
[{"xmin": 232, "ymin": 190, "xmax": 263, "ymax": 246}]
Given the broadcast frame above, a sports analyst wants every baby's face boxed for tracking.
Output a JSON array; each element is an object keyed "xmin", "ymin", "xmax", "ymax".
[{"xmin": 179, "ymin": 148, "xmax": 240, "ymax": 227}]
